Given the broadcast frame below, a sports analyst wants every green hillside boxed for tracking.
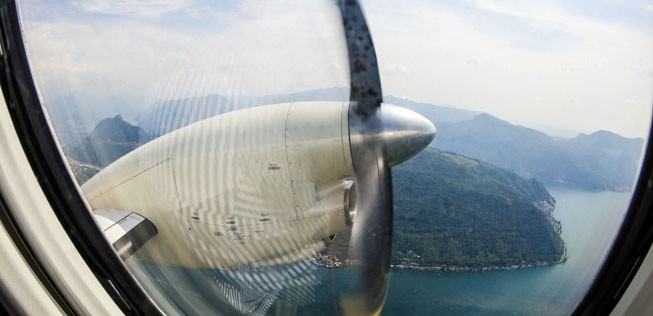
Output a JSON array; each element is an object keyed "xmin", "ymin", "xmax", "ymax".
[{"xmin": 390, "ymin": 148, "xmax": 565, "ymax": 268}]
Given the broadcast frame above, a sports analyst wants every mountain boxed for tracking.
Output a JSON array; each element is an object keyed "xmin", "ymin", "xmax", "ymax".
[
  {"xmin": 45, "ymin": 94, "xmax": 137, "ymax": 145},
  {"xmin": 135, "ymin": 94, "xmax": 236, "ymax": 139},
  {"xmin": 327, "ymin": 148, "xmax": 564, "ymax": 268},
  {"xmin": 432, "ymin": 114, "xmax": 644, "ymax": 191},
  {"xmin": 383, "ymin": 96, "xmax": 478, "ymax": 124},
  {"xmin": 256, "ymin": 88, "xmax": 478, "ymax": 125},
  {"xmin": 57, "ymin": 88, "xmax": 641, "ymax": 192},
  {"xmin": 64, "ymin": 115, "xmax": 149, "ymax": 172},
  {"xmin": 135, "ymin": 88, "xmax": 475, "ymax": 137},
  {"xmin": 391, "ymin": 148, "xmax": 563, "ymax": 268},
  {"xmin": 135, "ymin": 88, "xmax": 349, "ymax": 137}
]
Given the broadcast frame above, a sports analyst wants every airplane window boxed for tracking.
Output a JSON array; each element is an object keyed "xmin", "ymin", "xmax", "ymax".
[{"xmin": 13, "ymin": 0, "xmax": 653, "ymax": 315}]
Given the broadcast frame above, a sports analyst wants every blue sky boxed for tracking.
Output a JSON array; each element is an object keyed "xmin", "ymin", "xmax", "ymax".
[{"xmin": 19, "ymin": 0, "xmax": 653, "ymax": 137}]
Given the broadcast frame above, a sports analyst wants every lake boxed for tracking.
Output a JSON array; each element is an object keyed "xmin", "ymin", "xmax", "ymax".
[
  {"xmin": 127, "ymin": 187, "xmax": 633, "ymax": 315},
  {"xmin": 297, "ymin": 187, "xmax": 632, "ymax": 315},
  {"xmin": 379, "ymin": 187, "xmax": 632, "ymax": 315}
]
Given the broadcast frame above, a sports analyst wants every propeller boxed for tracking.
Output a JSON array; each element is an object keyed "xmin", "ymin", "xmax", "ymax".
[{"xmin": 338, "ymin": 1, "xmax": 435, "ymax": 314}]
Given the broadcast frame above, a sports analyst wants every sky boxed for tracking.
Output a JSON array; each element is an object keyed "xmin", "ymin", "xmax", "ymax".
[{"xmin": 19, "ymin": 0, "xmax": 653, "ymax": 138}]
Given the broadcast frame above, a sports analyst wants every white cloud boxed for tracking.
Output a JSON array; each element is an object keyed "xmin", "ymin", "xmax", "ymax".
[
  {"xmin": 364, "ymin": 0, "xmax": 653, "ymax": 137},
  {"xmin": 73, "ymin": 0, "xmax": 194, "ymax": 18},
  {"xmin": 384, "ymin": 63, "xmax": 408, "ymax": 76},
  {"xmin": 17, "ymin": 0, "xmax": 653, "ymax": 137},
  {"xmin": 20, "ymin": 0, "xmax": 349, "ymax": 111}
]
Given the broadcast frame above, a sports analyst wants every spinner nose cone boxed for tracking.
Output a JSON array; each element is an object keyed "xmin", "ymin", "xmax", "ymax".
[{"xmin": 380, "ymin": 104, "xmax": 436, "ymax": 166}]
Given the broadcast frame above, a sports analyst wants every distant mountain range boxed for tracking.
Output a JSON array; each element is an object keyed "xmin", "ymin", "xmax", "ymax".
[
  {"xmin": 135, "ymin": 89, "xmax": 642, "ymax": 191},
  {"xmin": 135, "ymin": 87, "xmax": 477, "ymax": 138},
  {"xmin": 431, "ymin": 114, "xmax": 643, "ymax": 191},
  {"xmin": 45, "ymin": 86, "xmax": 475, "ymax": 140},
  {"xmin": 383, "ymin": 96, "xmax": 478, "ymax": 124},
  {"xmin": 53, "ymin": 87, "xmax": 643, "ymax": 191}
]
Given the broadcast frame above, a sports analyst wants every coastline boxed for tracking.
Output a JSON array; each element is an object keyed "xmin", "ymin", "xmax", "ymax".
[
  {"xmin": 312, "ymin": 198, "xmax": 569, "ymax": 273},
  {"xmin": 390, "ymin": 235, "xmax": 568, "ymax": 272},
  {"xmin": 390, "ymin": 252, "xmax": 568, "ymax": 273},
  {"xmin": 312, "ymin": 247, "xmax": 568, "ymax": 272}
]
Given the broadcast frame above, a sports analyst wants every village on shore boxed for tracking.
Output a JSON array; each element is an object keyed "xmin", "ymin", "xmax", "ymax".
[{"xmin": 311, "ymin": 247, "xmax": 567, "ymax": 272}]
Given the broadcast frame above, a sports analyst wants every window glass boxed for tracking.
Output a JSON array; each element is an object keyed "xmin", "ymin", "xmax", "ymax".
[
  {"xmin": 19, "ymin": 0, "xmax": 653, "ymax": 315},
  {"xmin": 19, "ymin": 1, "xmax": 363, "ymax": 315}
]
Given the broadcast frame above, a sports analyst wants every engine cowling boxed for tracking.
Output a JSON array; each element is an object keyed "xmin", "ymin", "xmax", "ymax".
[{"xmin": 82, "ymin": 101, "xmax": 434, "ymax": 269}]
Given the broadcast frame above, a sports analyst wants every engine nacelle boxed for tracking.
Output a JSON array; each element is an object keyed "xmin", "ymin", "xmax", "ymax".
[
  {"xmin": 83, "ymin": 102, "xmax": 357, "ymax": 268},
  {"xmin": 82, "ymin": 100, "xmax": 435, "ymax": 269}
]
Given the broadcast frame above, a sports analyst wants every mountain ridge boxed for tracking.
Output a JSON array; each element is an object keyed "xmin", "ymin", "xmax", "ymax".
[
  {"xmin": 134, "ymin": 88, "xmax": 477, "ymax": 137},
  {"xmin": 51, "ymin": 89, "xmax": 643, "ymax": 191},
  {"xmin": 432, "ymin": 113, "xmax": 643, "ymax": 191}
]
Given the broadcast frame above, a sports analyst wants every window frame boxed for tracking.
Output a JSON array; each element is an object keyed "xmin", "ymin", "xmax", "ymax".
[
  {"xmin": 0, "ymin": 2, "xmax": 161, "ymax": 314},
  {"xmin": 0, "ymin": 0, "xmax": 650, "ymax": 314}
]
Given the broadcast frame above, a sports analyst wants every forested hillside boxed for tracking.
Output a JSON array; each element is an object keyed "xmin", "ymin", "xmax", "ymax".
[
  {"xmin": 390, "ymin": 148, "xmax": 564, "ymax": 268},
  {"xmin": 326, "ymin": 148, "xmax": 565, "ymax": 269}
]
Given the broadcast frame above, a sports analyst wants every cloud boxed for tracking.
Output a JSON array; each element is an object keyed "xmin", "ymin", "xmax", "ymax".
[
  {"xmin": 73, "ymin": 0, "xmax": 195, "ymax": 18},
  {"xmin": 20, "ymin": 0, "xmax": 350, "ymax": 111},
  {"xmin": 17, "ymin": 0, "xmax": 653, "ymax": 137},
  {"xmin": 364, "ymin": 0, "xmax": 653, "ymax": 137},
  {"xmin": 384, "ymin": 63, "xmax": 409, "ymax": 76}
]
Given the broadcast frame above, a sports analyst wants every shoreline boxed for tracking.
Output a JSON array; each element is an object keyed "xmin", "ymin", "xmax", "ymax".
[
  {"xmin": 390, "ymin": 257, "xmax": 567, "ymax": 273},
  {"xmin": 390, "ymin": 242, "xmax": 568, "ymax": 273},
  {"xmin": 313, "ymin": 241, "xmax": 569, "ymax": 272},
  {"xmin": 313, "ymin": 252, "xmax": 568, "ymax": 272}
]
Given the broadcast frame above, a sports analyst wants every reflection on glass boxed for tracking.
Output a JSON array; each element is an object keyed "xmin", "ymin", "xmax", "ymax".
[
  {"xmin": 19, "ymin": 0, "xmax": 362, "ymax": 314},
  {"xmin": 20, "ymin": 0, "xmax": 433, "ymax": 314},
  {"xmin": 19, "ymin": 0, "xmax": 653, "ymax": 315}
]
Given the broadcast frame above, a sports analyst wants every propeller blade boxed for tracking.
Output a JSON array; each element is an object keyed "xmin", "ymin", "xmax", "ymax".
[
  {"xmin": 338, "ymin": 2, "xmax": 436, "ymax": 314},
  {"xmin": 338, "ymin": 0, "xmax": 391, "ymax": 314}
]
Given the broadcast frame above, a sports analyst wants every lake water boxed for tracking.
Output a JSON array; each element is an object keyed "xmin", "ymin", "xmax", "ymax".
[
  {"xmin": 379, "ymin": 187, "xmax": 632, "ymax": 316},
  {"xmin": 128, "ymin": 187, "xmax": 632, "ymax": 315}
]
